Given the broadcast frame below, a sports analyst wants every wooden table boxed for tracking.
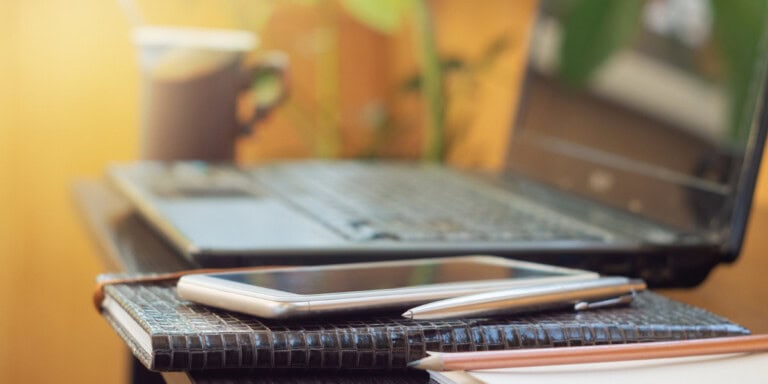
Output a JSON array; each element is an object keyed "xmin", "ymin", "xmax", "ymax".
[{"xmin": 661, "ymin": 205, "xmax": 768, "ymax": 333}]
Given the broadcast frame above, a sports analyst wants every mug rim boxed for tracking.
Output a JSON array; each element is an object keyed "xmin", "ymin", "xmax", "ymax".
[{"xmin": 133, "ymin": 26, "xmax": 258, "ymax": 51}]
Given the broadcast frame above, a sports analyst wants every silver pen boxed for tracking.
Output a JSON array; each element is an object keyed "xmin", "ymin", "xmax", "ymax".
[{"xmin": 402, "ymin": 276, "xmax": 646, "ymax": 320}]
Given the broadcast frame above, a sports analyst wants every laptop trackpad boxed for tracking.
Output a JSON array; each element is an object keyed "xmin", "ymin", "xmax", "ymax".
[{"xmin": 156, "ymin": 198, "xmax": 344, "ymax": 251}]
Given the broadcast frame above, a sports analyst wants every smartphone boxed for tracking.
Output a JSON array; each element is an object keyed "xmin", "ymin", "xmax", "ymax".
[{"xmin": 177, "ymin": 255, "xmax": 599, "ymax": 319}]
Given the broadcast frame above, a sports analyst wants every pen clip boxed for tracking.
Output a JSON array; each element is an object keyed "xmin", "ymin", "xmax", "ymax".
[{"xmin": 574, "ymin": 293, "xmax": 636, "ymax": 311}]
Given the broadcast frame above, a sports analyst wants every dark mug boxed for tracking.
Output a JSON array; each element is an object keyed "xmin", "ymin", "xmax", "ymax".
[{"xmin": 134, "ymin": 27, "xmax": 287, "ymax": 161}]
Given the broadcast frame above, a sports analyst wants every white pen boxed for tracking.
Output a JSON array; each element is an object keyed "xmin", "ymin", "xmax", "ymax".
[{"xmin": 402, "ymin": 276, "xmax": 646, "ymax": 320}]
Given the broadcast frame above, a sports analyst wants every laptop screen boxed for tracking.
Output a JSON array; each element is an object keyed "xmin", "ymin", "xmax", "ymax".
[{"xmin": 508, "ymin": 0, "xmax": 768, "ymax": 248}]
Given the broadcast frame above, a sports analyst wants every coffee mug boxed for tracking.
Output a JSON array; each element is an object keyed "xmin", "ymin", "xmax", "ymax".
[{"xmin": 134, "ymin": 26, "xmax": 287, "ymax": 161}]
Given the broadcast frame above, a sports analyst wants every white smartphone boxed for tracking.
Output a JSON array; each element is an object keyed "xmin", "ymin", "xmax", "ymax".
[{"xmin": 177, "ymin": 255, "xmax": 599, "ymax": 319}]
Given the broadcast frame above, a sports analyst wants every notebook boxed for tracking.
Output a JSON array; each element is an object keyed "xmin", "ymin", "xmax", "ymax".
[
  {"xmin": 97, "ymin": 277, "xmax": 749, "ymax": 372},
  {"xmin": 107, "ymin": 2, "xmax": 768, "ymax": 286}
]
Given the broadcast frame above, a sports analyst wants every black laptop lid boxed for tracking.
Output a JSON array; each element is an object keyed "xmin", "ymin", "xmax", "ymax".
[{"xmin": 507, "ymin": 0, "xmax": 768, "ymax": 258}]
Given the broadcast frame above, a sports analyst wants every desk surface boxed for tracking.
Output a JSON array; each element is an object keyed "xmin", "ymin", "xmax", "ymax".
[{"xmin": 661, "ymin": 205, "xmax": 768, "ymax": 333}]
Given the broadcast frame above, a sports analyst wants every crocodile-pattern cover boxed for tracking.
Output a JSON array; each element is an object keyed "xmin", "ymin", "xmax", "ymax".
[{"xmin": 100, "ymin": 280, "xmax": 749, "ymax": 372}]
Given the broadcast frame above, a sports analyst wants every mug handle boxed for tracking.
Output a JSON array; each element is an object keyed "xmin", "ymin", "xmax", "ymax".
[{"xmin": 239, "ymin": 51, "xmax": 289, "ymax": 134}]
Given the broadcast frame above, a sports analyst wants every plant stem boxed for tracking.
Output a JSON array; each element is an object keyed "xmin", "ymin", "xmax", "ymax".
[
  {"xmin": 413, "ymin": 0, "xmax": 444, "ymax": 162},
  {"xmin": 315, "ymin": 5, "xmax": 342, "ymax": 158}
]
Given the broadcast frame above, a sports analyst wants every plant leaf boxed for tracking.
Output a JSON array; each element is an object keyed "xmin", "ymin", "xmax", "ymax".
[
  {"xmin": 339, "ymin": 0, "xmax": 414, "ymax": 34},
  {"xmin": 400, "ymin": 57, "xmax": 466, "ymax": 92},
  {"xmin": 559, "ymin": 0, "xmax": 643, "ymax": 87}
]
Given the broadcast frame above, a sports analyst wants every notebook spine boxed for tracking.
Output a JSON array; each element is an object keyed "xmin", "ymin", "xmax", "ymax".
[{"xmin": 146, "ymin": 322, "xmax": 747, "ymax": 371}]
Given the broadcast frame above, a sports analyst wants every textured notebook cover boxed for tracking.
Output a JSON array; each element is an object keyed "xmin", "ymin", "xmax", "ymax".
[{"xmin": 99, "ymin": 279, "xmax": 750, "ymax": 372}]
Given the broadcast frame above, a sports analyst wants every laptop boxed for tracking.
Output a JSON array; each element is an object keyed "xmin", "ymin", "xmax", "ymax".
[{"xmin": 108, "ymin": 2, "xmax": 768, "ymax": 287}]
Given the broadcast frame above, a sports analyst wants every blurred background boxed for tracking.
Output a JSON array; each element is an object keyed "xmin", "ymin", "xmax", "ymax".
[{"xmin": 1, "ymin": 0, "xmax": 766, "ymax": 382}]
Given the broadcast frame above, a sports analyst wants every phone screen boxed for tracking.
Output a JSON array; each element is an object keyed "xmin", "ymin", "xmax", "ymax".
[{"xmin": 211, "ymin": 259, "xmax": 567, "ymax": 295}]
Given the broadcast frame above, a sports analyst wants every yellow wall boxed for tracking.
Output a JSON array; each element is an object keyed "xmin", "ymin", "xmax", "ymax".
[
  {"xmin": 2, "ymin": 0, "xmax": 136, "ymax": 382},
  {"xmin": 1, "ymin": 2, "xmax": 16, "ymax": 379},
  {"xmin": 1, "ymin": 1, "xmax": 768, "ymax": 383}
]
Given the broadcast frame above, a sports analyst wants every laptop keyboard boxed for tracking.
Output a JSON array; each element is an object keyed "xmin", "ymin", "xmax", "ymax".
[{"xmin": 250, "ymin": 162, "xmax": 612, "ymax": 242}]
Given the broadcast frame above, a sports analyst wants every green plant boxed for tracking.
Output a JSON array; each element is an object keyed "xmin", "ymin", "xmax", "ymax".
[
  {"xmin": 339, "ymin": 0, "xmax": 445, "ymax": 162},
  {"xmin": 400, "ymin": 34, "xmax": 512, "ymax": 154}
]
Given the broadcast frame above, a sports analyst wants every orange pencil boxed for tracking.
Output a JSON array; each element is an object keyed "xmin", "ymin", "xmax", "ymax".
[{"xmin": 409, "ymin": 335, "xmax": 768, "ymax": 371}]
